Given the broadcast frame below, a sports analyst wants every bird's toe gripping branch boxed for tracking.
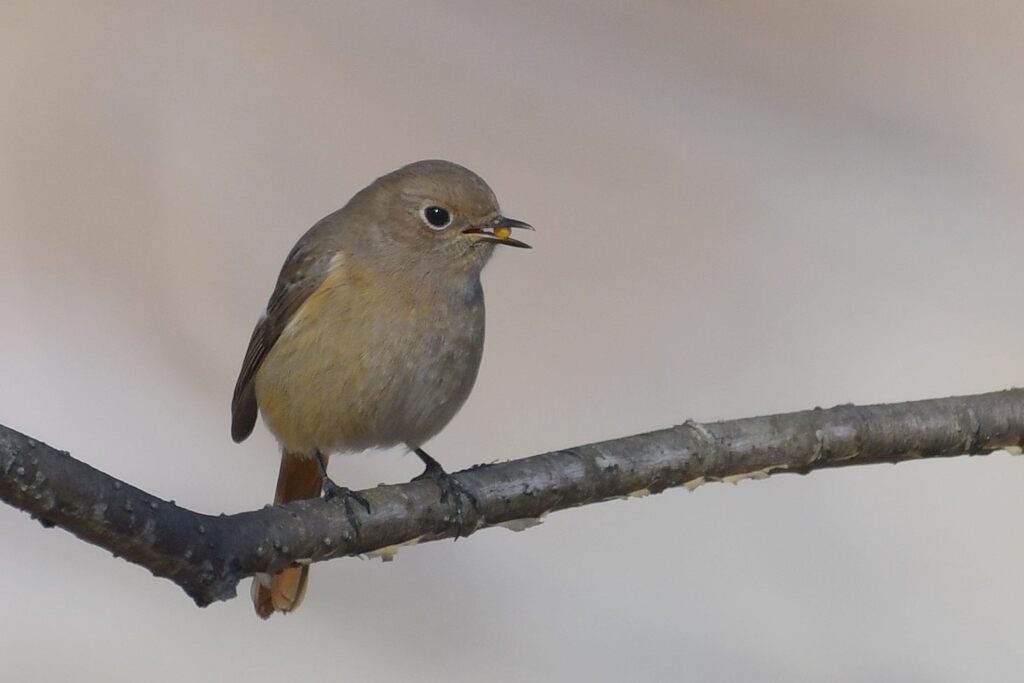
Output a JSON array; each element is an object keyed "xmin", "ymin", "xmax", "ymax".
[
  {"xmin": 316, "ymin": 452, "xmax": 372, "ymax": 539},
  {"xmin": 413, "ymin": 448, "xmax": 482, "ymax": 537}
]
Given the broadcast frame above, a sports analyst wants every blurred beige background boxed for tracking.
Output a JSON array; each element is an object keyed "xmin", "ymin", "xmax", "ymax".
[{"xmin": 3, "ymin": 2, "xmax": 1024, "ymax": 681}]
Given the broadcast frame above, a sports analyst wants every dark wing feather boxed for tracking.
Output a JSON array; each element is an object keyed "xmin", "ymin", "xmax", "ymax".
[{"xmin": 231, "ymin": 232, "xmax": 338, "ymax": 443}]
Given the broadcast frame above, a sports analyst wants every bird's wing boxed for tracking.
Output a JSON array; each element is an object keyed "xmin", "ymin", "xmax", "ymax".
[{"xmin": 231, "ymin": 233, "xmax": 338, "ymax": 443}]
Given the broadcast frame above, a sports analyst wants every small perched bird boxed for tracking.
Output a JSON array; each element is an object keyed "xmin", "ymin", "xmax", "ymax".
[{"xmin": 231, "ymin": 160, "xmax": 531, "ymax": 618}]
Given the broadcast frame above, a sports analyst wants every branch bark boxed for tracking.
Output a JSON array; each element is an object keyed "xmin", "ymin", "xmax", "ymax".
[{"xmin": 2, "ymin": 389, "xmax": 1022, "ymax": 607}]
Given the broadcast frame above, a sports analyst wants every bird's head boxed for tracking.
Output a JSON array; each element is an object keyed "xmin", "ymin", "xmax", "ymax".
[{"xmin": 354, "ymin": 159, "xmax": 532, "ymax": 275}]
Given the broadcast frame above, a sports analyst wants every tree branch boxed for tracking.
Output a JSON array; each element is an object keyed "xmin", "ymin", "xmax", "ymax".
[{"xmin": 2, "ymin": 389, "xmax": 1022, "ymax": 607}]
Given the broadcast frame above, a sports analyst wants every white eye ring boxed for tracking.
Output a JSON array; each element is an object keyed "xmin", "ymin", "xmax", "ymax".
[{"xmin": 421, "ymin": 205, "xmax": 452, "ymax": 230}]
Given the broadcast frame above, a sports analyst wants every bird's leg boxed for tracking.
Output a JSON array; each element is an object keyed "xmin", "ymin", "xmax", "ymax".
[
  {"xmin": 412, "ymin": 448, "xmax": 481, "ymax": 537},
  {"xmin": 316, "ymin": 451, "xmax": 371, "ymax": 538}
]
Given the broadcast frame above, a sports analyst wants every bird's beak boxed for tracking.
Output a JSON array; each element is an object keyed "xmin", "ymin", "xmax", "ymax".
[{"xmin": 463, "ymin": 216, "xmax": 534, "ymax": 248}]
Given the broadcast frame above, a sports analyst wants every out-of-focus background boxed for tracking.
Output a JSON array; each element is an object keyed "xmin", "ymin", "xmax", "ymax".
[{"xmin": 3, "ymin": 2, "xmax": 1024, "ymax": 681}]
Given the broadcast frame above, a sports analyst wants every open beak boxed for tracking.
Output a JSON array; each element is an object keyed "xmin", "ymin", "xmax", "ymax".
[{"xmin": 463, "ymin": 216, "xmax": 533, "ymax": 248}]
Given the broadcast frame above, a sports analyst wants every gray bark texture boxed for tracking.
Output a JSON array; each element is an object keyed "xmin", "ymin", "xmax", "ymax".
[{"xmin": 2, "ymin": 389, "xmax": 1022, "ymax": 607}]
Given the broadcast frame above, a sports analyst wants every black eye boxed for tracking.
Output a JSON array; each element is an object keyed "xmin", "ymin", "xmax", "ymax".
[{"xmin": 422, "ymin": 206, "xmax": 451, "ymax": 229}]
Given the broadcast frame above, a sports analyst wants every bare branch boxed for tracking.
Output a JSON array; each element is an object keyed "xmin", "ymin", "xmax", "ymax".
[{"xmin": 2, "ymin": 389, "xmax": 1022, "ymax": 606}]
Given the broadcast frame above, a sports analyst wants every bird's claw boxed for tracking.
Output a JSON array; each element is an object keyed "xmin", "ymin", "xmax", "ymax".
[
  {"xmin": 322, "ymin": 479, "xmax": 371, "ymax": 540},
  {"xmin": 316, "ymin": 453, "xmax": 371, "ymax": 540},
  {"xmin": 413, "ymin": 458, "xmax": 481, "ymax": 538}
]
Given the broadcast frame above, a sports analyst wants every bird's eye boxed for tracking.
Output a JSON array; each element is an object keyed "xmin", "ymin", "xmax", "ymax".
[{"xmin": 422, "ymin": 206, "xmax": 452, "ymax": 229}]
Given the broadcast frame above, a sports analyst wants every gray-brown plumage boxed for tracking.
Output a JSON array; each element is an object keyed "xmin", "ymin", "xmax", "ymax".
[{"xmin": 231, "ymin": 160, "xmax": 530, "ymax": 618}]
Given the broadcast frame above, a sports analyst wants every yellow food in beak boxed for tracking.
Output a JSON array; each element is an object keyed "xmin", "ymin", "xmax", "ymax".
[{"xmin": 493, "ymin": 226, "xmax": 512, "ymax": 240}]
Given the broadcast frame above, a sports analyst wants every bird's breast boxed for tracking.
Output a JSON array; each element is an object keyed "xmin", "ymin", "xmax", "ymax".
[{"xmin": 254, "ymin": 262, "xmax": 486, "ymax": 455}]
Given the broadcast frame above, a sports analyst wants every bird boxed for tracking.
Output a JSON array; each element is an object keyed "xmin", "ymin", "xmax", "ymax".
[{"xmin": 230, "ymin": 159, "xmax": 531, "ymax": 618}]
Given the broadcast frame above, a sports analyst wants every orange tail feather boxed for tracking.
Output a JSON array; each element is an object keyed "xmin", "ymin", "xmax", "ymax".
[{"xmin": 252, "ymin": 451, "xmax": 324, "ymax": 619}]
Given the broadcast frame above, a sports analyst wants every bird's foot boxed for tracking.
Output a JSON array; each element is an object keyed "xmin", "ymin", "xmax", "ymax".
[
  {"xmin": 323, "ymin": 480, "xmax": 372, "ymax": 540},
  {"xmin": 413, "ymin": 449, "xmax": 481, "ymax": 537},
  {"xmin": 316, "ymin": 452, "xmax": 371, "ymax": 539}
]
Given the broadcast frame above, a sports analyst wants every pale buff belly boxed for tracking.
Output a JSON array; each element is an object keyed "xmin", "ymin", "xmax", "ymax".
[{"xmin": 253, "ymin": 274, "xmax": 485, "ymax": 456}]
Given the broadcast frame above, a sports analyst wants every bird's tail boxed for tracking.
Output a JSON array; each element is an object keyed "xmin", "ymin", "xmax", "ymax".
[{"xmin": 252, "ymin": 450, "xmax": 324, "ymax": 619}]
